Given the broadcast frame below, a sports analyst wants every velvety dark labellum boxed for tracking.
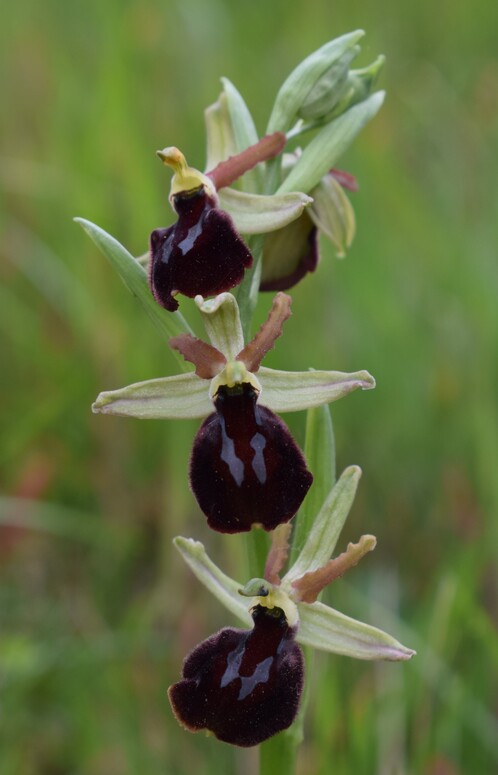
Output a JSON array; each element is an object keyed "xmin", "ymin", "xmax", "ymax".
[
  {"xmin": 189, "ymin": 383, "xmax": 313, "ymax": 533},
  {"xmin": 168, "ymin": 606, "xmax": 304, "ymax": 747},
  {"xmin": 149, "ymin": 187, "xmax": 252, "ymax": 311}
]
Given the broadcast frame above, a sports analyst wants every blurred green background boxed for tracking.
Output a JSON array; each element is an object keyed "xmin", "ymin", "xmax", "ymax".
[{"xmin": 1, "ymin": 1, "xmax": 498, "ymax": 773}]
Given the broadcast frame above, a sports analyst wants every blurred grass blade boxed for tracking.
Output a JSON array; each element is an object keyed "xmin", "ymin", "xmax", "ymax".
[
  {"xmin": 75, "ymin": 218, "xmax": 193, "ymax": 350},
  {"xmin": 291, "ymin": 404, "xmax": 335, "ymax": 563},
  {"xmin": 0, "ymin": 497, "xmax": 114, "ymax": 544},
  {"xmin": 277, "ymin": 91, "xmax": 385, "ymax": 194}
]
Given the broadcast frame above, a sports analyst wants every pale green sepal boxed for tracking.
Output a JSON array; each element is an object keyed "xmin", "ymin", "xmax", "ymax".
[
  {"xmin": 74, "ymin": 218, "xmax": 193, "ymax": 349},
  {"xmin": 257, "ymin": 366, "xmax": 375, "ymax": 413},
  {"xmin": 173, "ymin": 537, "xmax": 252, "ymax": 626},
  {"xmin": 277, "ymin": 91, "xmax": 385, "ymax": 195},
  {"xmin": 267, "ymin": 31, "xmax": 365, "ymax": 134},
  {"xmin": 297, "ymin": 600, "xmax": 416, "ymax": 661},
  {"xmin": 284, "ymin": 466, "xmax": 362, "ymax": 584},
  {"xmin": 221, "ymin": 77, "xmax": 262, "ymax": 193},
  {"xmin": 309, "ymin": 175, "xmax": 356, "ymax": 258},
  {"xmin": 217, "ymin": 188, "xmax": 312, "ymax": 235},
  {"xmin": 195, "ymin": 292, "xmax": 244, "ymax": 359},
  {"xmin": 204, "ymin": 93, "xmax": 237, "ymax": 172},
  {"xmin": 92, "ymin": 373, "xmax": 211, "ymax": 420}
]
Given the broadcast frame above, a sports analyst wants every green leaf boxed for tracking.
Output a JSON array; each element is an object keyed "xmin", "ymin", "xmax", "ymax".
[
  {"xmin": 297, "ymin": 600, "xmax": 416, "ymax": 660},
  {"xmin": 173, "ymin": 537, "xmax": 252, "ymax": 625},
  {"xmin": 277, "ymin": 91, "xmax": 385, "ymax": 195},
  {"xmin": 221, "ymin": 77, "xmax": 262, "ymax": 193},
  {"xmin": 258, "ymin": 366, "xmax": 375, "ymax": 412},
  {"xmin": 217, "ymin": 187, "xmax": 312, "ymax": 234},
  {"xmin": 267, "ymin": 31, "xmax": 365, "ymax": 134},
  {"xmin": 291, "ymin": 404, "xmax": 335, "ymax": 563},
  {"xmin": 92, "ymin": 372, "xmax": 211, "ymax": 420},
  {"xmin": 284, "ymin": 466, "xmax": 362, "ymax": 583},
  {"xmin": 75, "ymin": 219, "xmax": 193, "ymax": 355}
]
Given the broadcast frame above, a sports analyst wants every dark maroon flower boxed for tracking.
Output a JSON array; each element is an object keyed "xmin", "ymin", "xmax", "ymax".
[
  {"xmin": 149, "ymin": 148, "xmax": 252, "ymax": 312},
  {"xmin": 189, "ymin": 383, "xmax": 313, "ymax": 533},
  {"xmin": 260, "ymin": 166, "xmax": 357, "ymax": 292},
  {"xmin": 168, "ymin": 604, "xmax": 304, "ymax": 747},
  {"xmin": 260, "ymin": 217, "xmax": 319, "ymax": 292}
]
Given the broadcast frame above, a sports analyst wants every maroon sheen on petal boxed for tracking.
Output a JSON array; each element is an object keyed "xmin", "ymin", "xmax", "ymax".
[
  {"xmin": 189, "ymin": 383, "xmax": 313, "ymax": 533},
  {"xmin": 168, "ymin": 605, "xmax": 304, "ymax": 747},
  {"xmin": 260, "ymin": 218, "xmax": 319, "ymax": 292},
  {"xmin": 149, "ymin": 187, "xmax": 252, "ymax": 311}
]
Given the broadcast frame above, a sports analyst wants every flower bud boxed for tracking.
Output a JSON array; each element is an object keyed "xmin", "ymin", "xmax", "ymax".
[
  {"xmin": 327, "ymin": 54, "xmax": 385, "ymax": 119},
  {"xmin": 267, "ymin": 31, "xmax": 365, "ymax": 133},
  {"xmin": 297, "ymin": 45, "xmax": 360, "ymax": 121}
]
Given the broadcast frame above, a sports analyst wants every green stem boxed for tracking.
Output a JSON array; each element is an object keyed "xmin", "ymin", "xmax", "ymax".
[
  {"xmin": 236, "ymin": 234, "xmax": 265, "ymax": 341},
  {"xmin": 259, "ymin": 726, "xmax": 299, "ymax": 774},
  {"xmin": 259, "ymin": 404, "xmax": 336, "ymax": 773},
  {"xmin": 245, "ymin": 527, "xmax": 270, "ymax": 580},
  {"xmin": 291, "ymin": 404, "xmax": 336, "ymax": 564},
  {"xmin": 259, "ymin": 647, "xmax": 314, "ymax": 775}
]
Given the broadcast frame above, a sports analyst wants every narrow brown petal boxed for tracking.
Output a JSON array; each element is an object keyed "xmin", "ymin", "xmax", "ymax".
[
  {"xmin": 207, "ymin": 132, "xmax": 286, "ymax": 190},
  {"xmin": 237, "ymin": 293, "xmax": 292, "ymax": 373},
  {"xmin": 330, "ymin": 168, "xmax": 359, "ymax": 192},
  {"xmin": 169, "ymin": 334, "xmax": 226, "ymax": 379},
  {"xmin": 264, "ymin": 524, "xmax": 293, "ymax": 585},
  {"xmin": 291, "ymin": 535, "xmax": 377, "ymax": 603}
]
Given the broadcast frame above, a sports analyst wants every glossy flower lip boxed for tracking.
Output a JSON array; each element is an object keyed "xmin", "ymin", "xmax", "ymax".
[
  {"xmin": 149, "ymin": 148, "xmax": 252, "ymax": 312},
  {"xmin": 189, "ymin": 382, "xmax": 313, "ymax": 533},
  {"xmin": 168, "ymin": 604, "xmax": 304, "ymax": 747}
]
